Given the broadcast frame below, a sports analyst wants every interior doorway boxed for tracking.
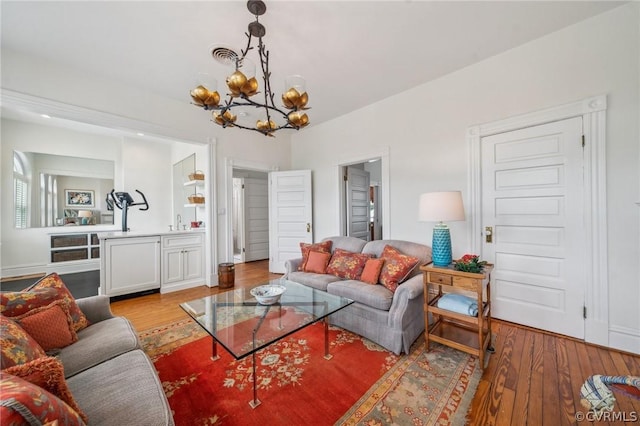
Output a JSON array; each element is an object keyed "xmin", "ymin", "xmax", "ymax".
[
  {"xmin": 340, "ymin": 159, "xmax": 382, "ymax": 241},
  {"xmin": 231, "ymin": 168, "xmax": 269, "ymax": 264}
]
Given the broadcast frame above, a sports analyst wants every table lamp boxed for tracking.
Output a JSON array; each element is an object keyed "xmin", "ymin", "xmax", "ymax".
[
  {"xmin": 78, "ymin": 210, "xmax": 92, "ymax": 225},
  {"xmin": 419, "ymin": 191, "xmax": 465, "ymax": 267}
]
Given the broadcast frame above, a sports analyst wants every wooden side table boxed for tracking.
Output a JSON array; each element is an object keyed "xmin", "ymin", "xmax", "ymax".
[{"xmin": 420, "ymin": 264, "xmax": 493, "ymax": 368}]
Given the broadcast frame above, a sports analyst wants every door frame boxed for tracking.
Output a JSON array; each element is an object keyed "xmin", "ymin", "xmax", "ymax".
[
  {"xmin": 337, "ymin": 147, "xmax": 390, "ymax": 239},
  {"xmin": 467, "ymin": 94, "xmax": 608, "ymax": 346},
  {"xmin": 224, "ymin": 158, "xmax": 278, "ymax": 263}
]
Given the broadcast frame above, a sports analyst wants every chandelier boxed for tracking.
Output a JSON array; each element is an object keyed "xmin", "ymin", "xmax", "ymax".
[{"xmin": 190, "ymin": 0, "xmax": 310, "ymax": 137}]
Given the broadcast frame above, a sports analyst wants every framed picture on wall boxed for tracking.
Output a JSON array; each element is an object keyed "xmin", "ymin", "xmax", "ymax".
[{"xmin": 65, "ymin": 189, "xmax": 95, "ymax": 208}]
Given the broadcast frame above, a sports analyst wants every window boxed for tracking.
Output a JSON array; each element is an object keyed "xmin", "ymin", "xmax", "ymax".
[{"xmin": 14, "ymin": 152, "xmax": 28, "ymax": 228}]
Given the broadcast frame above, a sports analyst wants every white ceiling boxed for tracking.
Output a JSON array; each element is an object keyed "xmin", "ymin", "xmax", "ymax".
[{"xmin": 1, "ymin": 1, "xmax": 623, "ymax": 128}]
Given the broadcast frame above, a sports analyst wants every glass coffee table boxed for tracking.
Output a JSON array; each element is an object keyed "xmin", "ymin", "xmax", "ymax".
[{"xmin": 180, "ymin": 278, "xmax": 354, "ymax": 408}]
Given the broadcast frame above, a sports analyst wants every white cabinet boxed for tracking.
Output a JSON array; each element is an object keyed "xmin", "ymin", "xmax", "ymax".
[
  {"xmin": 161, "ymin": 233, "xmax": 204, "ymax": 293},
  {"xmin": 101, "ymin": 236, "xmax": 161, "ymax": 296}
]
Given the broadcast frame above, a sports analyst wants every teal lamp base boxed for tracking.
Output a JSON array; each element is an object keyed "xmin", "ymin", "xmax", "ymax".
[{"xmin": 432, "ymin": 224, "xmax": 452, "ymax": 267}]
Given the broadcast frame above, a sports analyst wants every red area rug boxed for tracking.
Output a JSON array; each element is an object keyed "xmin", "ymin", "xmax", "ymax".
[{"xmin": 139, "ymin": 319, "xmax": 481, "ymax": 425}]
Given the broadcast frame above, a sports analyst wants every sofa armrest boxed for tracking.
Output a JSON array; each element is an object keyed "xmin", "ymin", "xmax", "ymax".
[
  {"xmin": 284, "ymin": 258, "xmax": 303, "ymax": 278},
  {"xmin": 387, "ymin": 275, "xmax": 424, "ymax": 328},
  {"xmin": 76, "ymin": 295, "xmax": 114, "ymax": 324}
]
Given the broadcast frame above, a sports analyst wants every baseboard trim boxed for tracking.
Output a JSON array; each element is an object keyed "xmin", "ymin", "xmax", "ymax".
[{"xmin": 609, "ymin": 325, "xmax": 640, "ymax": 354}]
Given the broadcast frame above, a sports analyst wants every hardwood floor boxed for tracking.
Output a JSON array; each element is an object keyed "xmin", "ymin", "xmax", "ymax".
[{"xmin": 110, "ymin": 260, "xmax": 640, "ymax": 425}]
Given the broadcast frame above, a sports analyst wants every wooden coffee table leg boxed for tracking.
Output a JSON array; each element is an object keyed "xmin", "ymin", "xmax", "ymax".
[
  {"xmin": 211, "ymin": 338, "xmax": 220, "ymax": 361},
  {"xmin": 249, "ymin": 351, "xmax": 261, "ymax": 408},
  {"xmin": 324, "ymin": 317, "xmax": 332, "ymax": 360}
]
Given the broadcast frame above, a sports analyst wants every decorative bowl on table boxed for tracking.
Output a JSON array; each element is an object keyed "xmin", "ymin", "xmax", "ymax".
[{"xmin": 250, "ymin": 284, "xmax": 286, "ymax": 305}]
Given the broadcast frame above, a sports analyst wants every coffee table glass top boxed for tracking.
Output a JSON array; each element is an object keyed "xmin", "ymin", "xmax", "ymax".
[{"xmin": 180, "ymin": 279, "xmax": 354, "ymax": 359}]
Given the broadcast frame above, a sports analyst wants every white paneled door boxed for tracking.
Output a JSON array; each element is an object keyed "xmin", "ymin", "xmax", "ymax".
[
  {"xmin": 346, "ymin": 167, "xmax": 371, "ymax": 241},
  {"xmin": 269, "ymin": 170, "xmax": 313, "ymax": 273},
  {"xmin": 481, "ymin": 117, "xmax": 586, "ymax": 339},
  {"xmin": 243, "ymin": 177, "xmax": 269, "ymax": 262}
]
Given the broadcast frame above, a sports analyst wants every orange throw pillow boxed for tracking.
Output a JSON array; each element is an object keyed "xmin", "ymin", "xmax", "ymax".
[
  {"xmin": 304, "ymin": 251, "xmax": 332, "ymax": 274},
  {"xmin": 298, "ymin": 241, "xmax": 332, "ymax": 271},
  {"xmin": 25, "ymin": 273, "xmax": 89, "ymax": 332},
  {"xmin": 4, "ymin": 356, "xmax": 88, "ymax": 424},
  {"xmin": 361, "ymin": 258, "xmax": 385, "ymax": 285},
  {"xmin": 14, "ymin": 301, "xmax": 78, "ymax": 351},
  {"xmin": 379, "ymin": 245, "xmax": 420, "ymax": 292},
  {"xmin": 326, "ymin": 249, "xmax": 372, "ymax": 280}
]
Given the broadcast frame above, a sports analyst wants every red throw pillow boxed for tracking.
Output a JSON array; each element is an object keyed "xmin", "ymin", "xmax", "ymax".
[
  {"xmin": 0, "ymin": 315, "xmax": 46, "ymax": 369},
  {"xmin": 1, "ymin": 287, "xmax": 60, "ymax": 317},
  {"xmin": 0, "ymin": 372, "xmax": 86, "ymax": 426},
  {"xmin": 379, "ymin": 245, "xmax": 420, "ymax": 292},
  {"xmin": 304, "ymin": 251, "xmax": 332, "ymax": 274},
  {"xmin": 24, "ymin": 273, "xmax": 89, "ymax": 332},
  {"xmin": 4, "ymin": 356, "xmax": 88, "ymax": 423},
  {"xmin": 298, "ymin": 241, "xmax": 332, "ymax": 271},
  {"xmin": 361, "ymin": 258, "xmax": 385, "ymax": 285},
  {"xmin": 326, "ymin": 249, "xmax": 372, "ymax": 280},
  {"xmin": 14, "ymin": 300, "xmax": 78, "ymax": 351}
]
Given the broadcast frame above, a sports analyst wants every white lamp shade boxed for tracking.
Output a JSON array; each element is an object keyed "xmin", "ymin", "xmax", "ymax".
[
  {"xmin": 78, "ymin": 210, "xmax": 92, "ymax": 218},
  {"xmin": 419, "ymin": 191, "xmax": 465, "ymax": 222}
]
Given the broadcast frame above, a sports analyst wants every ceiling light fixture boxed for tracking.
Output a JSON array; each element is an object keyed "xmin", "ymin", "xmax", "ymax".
[{"xmin": 190, "ymin": 0, "xmax": 310, "ymax": 137}]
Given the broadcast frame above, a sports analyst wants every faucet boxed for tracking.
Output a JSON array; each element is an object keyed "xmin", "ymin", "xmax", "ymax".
[{"xmin": 176, "ymin": 214, "xmax": 182, "ymax": 230}]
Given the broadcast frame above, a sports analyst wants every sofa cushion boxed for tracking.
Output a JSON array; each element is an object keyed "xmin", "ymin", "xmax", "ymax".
[
  {"xmin": 361, "ymin": 258, "xmax": 385, "ymax": 285},
  {"xmin": 378, "ymin": 245, "xmax": 420, "ymax": 292},
  {"xmin": 14, "ymin": 300, "xmax": 78, "ymax": 351},
  {"xmin": 286, "ymin": 271, "xmax": 342, "ymax": 292},
  {"xmin": 25, "ymin": 273, "xmax": 90, "ymax": 332},
  {"xmin": 0, "ymin": 314, "xmax": 46, "ymax": 369},
  {"xmin": 321, "ymin": 236, "xmax": 368, "ymax": 254},
  {"xmin": 4, "ymin": 356, "xmax": 88, "ymax": 423},
  {"xmin": 67, "ymin": 349, "xmax": 173, "ymax": 426},
  {"xmin": 57, "ymin": 317, "xmax": 140, "ymax": 378},
  {"xmin": 326, "ymin": 280, "xmax": 394, "ymax": 311},
  {"xmin": 0, "ymin": 372, "xmax": 86, "ymax": 426},
  {"xmin": 326, "ymin": 249, "xmax": 372, "ymax": 280},
  {"xmin": 304, "ymin": 250, "xmax": 332, "ymax": 274},
  {"xmin": 298, "ymin": 241, "xmax": 333, "ymax": 271}
]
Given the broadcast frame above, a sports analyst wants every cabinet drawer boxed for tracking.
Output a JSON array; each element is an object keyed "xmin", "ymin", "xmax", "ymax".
[
  {"xmin": 452, "ymin": 276, "xmax": 477, "ymax": 291},
  {"xmin": 162, "ymin": 234, "xmax": 203, "ymax": 248},
  {"xmin": 429, "ymin": 272, "xmax": 452, "ymax": 286}
]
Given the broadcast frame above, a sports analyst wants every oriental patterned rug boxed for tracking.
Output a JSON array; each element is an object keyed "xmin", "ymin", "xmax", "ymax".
[{"xmin": 139, "ymin": 319, "xmax": 481, "ymax": 425}]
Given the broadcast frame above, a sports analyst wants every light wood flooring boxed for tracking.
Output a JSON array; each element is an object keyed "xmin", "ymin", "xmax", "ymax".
[{"xmin": 111, "ymin": 260, "xmax": 640, "ymax": 425}]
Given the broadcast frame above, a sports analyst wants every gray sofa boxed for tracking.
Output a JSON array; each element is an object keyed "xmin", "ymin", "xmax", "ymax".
[
  {"xmin": 58, "ymin": 295, "xmax": 174, "ymax": 426},
  {"xmin": 285, "ymin": 236, "xmax": 432, "ymax": 355}
]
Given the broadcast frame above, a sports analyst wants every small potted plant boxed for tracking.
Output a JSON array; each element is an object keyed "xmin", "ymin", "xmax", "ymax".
[{"xmin": 453, "ymin": 254, "xmax": 488, "ymax": 273}]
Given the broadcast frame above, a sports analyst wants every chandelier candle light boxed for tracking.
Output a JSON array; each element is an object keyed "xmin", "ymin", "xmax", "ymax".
[
  {"xmin": 419, "ymin": 191, "xmax": 466, "ymax": 267},
  {"xmin": 190, "ymin": 0, "xmax": 310, "ymax": 137}
]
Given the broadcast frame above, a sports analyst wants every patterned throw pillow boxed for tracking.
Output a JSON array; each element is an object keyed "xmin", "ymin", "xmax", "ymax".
[
  {"xmin": 326, "ymin": 249, "xmax": 372, "ymax": 280},
  {"xmin": 1, "ymin": 287, "xmax": 60, "ymax": 317},
  {"xmin": 298, "ymin": 241, "xmax": 333, "ymax": 271},
  {"xmin": 0, "ymin": 315, "xmax": 46, "ymax": 369},
  {"xmin": 4, "ymin": 356, "xmax": 88, "ymax": 424},
  {"xmin": 304, "ymin": 251, "xmax": 332, "ymax": 274},
  {"xmin": 14, "ymin": 300, "xmax": 78, "ymax": 351},
  {"xmin": 379, "ymin": 245, "xmax": 420, "ymax": 292},
  {"xmin": 360, "ymin": 258, "xmax": 385, "ymax": 285},
  {"xmin": 24, "ymin": 273, "xmax": 89, "ymax": 332},
  {"xmin": 0, "ymin": 372, "xmax": 86, "ymax": 426}
]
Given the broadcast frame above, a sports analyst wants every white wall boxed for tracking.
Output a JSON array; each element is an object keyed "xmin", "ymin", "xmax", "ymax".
[
  {"xmin": 291, "ymin": 4, "xmax": 640, "ymax": 353},
  {"xmin": 2, "ymin": 47, "xmax": 294, "ymax": 276},
  {"xmin": 0, "ymin": 119, "xmax": 180, "ymax": 276}
]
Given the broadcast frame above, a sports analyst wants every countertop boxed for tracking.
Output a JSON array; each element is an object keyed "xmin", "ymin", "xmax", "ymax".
[{"xmin": 97, "ymin": 229, "xmax": 205, "ymax": 240}]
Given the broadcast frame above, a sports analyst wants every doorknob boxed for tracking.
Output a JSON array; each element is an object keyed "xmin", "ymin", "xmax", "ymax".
[
  {"xmin": 306, "ymin": 223, "xmax": 311, "ymax": 233},
  {"xmin": 485, "ymin": 226, "xmax": 493, "ymax": 243}
]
